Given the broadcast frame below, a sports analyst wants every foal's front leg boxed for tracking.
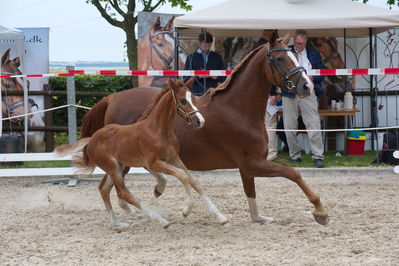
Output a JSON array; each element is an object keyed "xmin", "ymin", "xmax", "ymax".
[
  {"xmin": 174, "ymin": 158, "xmax": 229, "ymax": 225},
  {"xmin": 149, "ymin": 159, "xmax": 195, "ymax": 217}
]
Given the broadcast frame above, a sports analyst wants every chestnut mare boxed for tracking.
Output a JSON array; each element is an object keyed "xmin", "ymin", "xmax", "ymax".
[
  {"xmin": 138, "ymin": 16, "xmax": 185, "ymax": 88},
  {"xmin": 311, "ymin": 37, "xmax": 356, "ymax": 94},
  {"xmin": 81, "ymin": 31, "xmax": 329, "ymax": 225},
  {"xmin": 56, "ymin": 78, "xmax": 227, "ymax": 228}
]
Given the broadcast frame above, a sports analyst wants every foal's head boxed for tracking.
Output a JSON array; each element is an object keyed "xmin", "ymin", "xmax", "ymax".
[
  {"xmin": 168, "ymin": 78, "xmax": 205, "ymax": 128},
  {"xmin": 265, "ymin": 30, "xmax": 313, "ymax": 98}
]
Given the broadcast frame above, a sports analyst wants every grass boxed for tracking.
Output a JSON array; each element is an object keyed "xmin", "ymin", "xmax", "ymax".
[
  {"xmin": 274, "ymin": 150, "xmax": 388, "ymax": 168},
  {"xmin": 0, "ymin": 150, "xmax": 388, "ymax": 169}
]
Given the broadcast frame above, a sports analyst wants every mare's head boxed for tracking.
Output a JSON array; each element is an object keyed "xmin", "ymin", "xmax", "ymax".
[
  {"xmin": 265, "ymin": 30, "xmax": 313, "ymax": 98},
  {"xmin": 168, "ymin": 77, "xmax": 205, "ymax": 129}
]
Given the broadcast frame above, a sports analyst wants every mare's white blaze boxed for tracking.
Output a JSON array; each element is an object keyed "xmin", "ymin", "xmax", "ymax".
[
  {"xmin": 287, "ymin": 51, "xmax": 315, "ymax": 95},
  {"xmin": 185, "ymin": 91, "xmax": 205, "ymax": 127}
]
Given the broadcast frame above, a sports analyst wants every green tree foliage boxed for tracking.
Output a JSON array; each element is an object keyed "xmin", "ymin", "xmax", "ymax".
[
  {"xmin": 86, "ymin": 0, "xmax": 192, "ymax": 86},
  {"xmin": 49, "ymin": 75, "xmax": 132, "ymax": 126},
  {"xmin": 354, "ymin": 0, "xmax": 399, "ymax": 8}
]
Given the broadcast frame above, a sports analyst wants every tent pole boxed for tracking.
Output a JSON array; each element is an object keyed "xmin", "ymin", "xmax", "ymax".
[
  {"xmin": 173, "ymin": 28, "xmax": 180, "ymax": 76},
  {"xmin": 369, "ymin": 28, "xmax": 378, "ymax": 151}
]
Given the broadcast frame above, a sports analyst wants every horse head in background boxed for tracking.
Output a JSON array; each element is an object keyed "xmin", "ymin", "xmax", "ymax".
[
  {"xmin": 1, "ymin": 49, "xmax": 33, "ymax": 124},
  {"xmin": 311, "ymin": 37, "xmax": 356, "ymax": 96},
  {"xmin": 138, "ymin": 16, "xmax": 185, "ymax": 88},
  {"xmin": 1, "ymin": 48, "xmax": 45, "ymax": 152},
  {"xmin": 222, "ymin": 37, "xmax": 257, "ymax": 70}
]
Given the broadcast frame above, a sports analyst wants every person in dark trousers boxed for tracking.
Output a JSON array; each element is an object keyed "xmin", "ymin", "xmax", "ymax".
[{"xmin": 184, "ymin": 31, "xmax": 226, "ymax": 96}]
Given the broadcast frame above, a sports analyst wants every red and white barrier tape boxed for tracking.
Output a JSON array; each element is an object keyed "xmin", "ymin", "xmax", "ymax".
[{"xmin": 2, "ymin": 68, "xmax": 399, "ymax": 78}]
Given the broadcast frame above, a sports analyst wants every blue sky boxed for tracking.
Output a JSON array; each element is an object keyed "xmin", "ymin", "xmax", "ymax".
[{"xmin": 0, "ymin": 0, "xmax": 396, "ymax": 62}]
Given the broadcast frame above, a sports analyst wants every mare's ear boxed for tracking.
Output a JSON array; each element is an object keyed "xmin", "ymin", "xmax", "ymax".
[
  {"xmin": 184, "ymin": 77, "xmax": 194, "ymax": 90},
  {"xmin": 281, "ymin": 32, "xmax": 291, "ymax": 45},
  {"xmin": 165, "ymin": 16, "xmax": 175, "ymax": 31},
  {"xmin": 269, "ymin": 30, "xmax": 279, "ymax": 47},
  {"xmin": 1, "ymin": 48, "xmax": 10, "ymax": 65},
  {"xmin": 152, "ymin": 16, "xmax": 161, "ymax": 31}
]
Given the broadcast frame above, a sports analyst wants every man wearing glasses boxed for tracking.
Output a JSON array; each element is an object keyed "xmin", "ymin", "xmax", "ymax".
[
  {"xmin": 282, "ymin": 29, "xmax": 326, "ymax": 168},
  {"xmin": 184, "ymin": 31, "xmax": 226, "ymax": 96}
]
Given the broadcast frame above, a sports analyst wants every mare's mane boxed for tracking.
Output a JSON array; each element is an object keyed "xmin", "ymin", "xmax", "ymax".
[
  {"xmin": 207, "ymin": 44, "xmax": 266, "ymax": 98},
  {"xmin": 137, "ymin": 87, "xmax": 169, "ymax": 122}
]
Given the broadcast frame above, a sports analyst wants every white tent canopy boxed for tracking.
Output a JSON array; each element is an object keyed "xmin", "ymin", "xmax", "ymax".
[
  {"xmin": 0, "ymin": 25, "xmax": 27, "ymax": 147},
  {"xmin": 174, "ymin": 0, "xmax": 399, "ymax": 37}
]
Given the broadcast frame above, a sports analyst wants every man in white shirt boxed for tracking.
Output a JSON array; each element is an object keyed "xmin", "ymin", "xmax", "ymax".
[{"xmin": 282, "ymin": 30, "xmax": 326, "ymax": 168}]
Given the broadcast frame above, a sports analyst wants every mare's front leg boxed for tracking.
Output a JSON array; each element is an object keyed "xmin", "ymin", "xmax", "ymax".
[
  {"xmin": 149, "ymin": 159, "xmax": 195, "ymax": 217},
  {"xmin": 174, "ymin": 157, "xmax": 229, "ymax": 225},
  {"xmin": 239, "ymin": 157, "xmax": 329, "ymax": 225}
]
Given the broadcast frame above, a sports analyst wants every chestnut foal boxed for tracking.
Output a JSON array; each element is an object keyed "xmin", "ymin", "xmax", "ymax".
[{"xmin": 55, "ymin": 78, "xmax": 228, "ymax": 228}]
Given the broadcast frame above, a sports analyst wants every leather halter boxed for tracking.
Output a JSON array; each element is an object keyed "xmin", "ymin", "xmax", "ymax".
[
  {"xmin": 149, "ymin": 31, "xmax": 175, "ymax": 70},
  {"xmin": 171, "ymin": 90, "xmax": 199, "ymax": 125},
  {"xmin": 266, "ymin": 46, "xmax": 306, "ymax": 93}
]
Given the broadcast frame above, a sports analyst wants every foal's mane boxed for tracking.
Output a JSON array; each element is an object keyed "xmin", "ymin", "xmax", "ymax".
[
  {"xmin": 207, "ymin": 44, "xmax": 265, "ymax": 98},
  {"xmin": 137, "ymin": 87, "xmax": 169, "ymax": 122}
]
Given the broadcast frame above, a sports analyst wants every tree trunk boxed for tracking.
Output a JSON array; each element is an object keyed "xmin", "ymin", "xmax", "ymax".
[{"xmin": 124, "ymin": 17, "xmax": 138, "ymax": 87}]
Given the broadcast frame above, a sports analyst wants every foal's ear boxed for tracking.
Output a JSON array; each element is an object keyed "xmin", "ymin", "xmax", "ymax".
[
  {"xmin": 269, "ymin": 30, "xmax": 279, "ymax": 46},
  {"xmin": 153, "ymin": 16, "xmax": 161, "ymax": 31},
  {"xmin": 184, "ymin": 77, "xmax": 194, "ymax": 90}
]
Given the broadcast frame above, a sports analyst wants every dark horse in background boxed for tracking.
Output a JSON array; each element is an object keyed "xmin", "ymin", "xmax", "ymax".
[{"xmin": 81, "ymin": 31, "xmax": 329, "ymax": 225}]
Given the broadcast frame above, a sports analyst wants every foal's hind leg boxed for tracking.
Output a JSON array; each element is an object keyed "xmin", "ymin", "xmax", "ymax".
[
  {"xmin": 149, "ymin": 159, "xmax": 195, "ymax": 217},
  {"xmin": 174, "ymin": 158, "xmax": 228, "ymax": 225},
  {"xmin": 98, "ymin": 173, "xmax": 129, "ymax": 227},
  {"xmin": 110, "ymin": 168, "xmax": 171, "ymax": 228},
  {"xmin": 146, "ymin": 168, "xmax": 168, "ymax": 198},
  {"xmin": 239, "ymin": 158, "xmax": 329, "ymax": 225},
  {"xmin": 116, "ymin": 166, "xmax": 135, "ymax": 214}
]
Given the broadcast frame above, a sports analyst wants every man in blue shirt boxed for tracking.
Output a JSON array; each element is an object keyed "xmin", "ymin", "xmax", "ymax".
[{"xmin": 184, "ymin": 31, "xmax": 226, "ymax": 96}]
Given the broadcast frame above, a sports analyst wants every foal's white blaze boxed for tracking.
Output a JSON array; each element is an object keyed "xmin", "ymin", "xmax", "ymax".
[
  {"xmin": 287, "ymin": 51, "xmax": 315, "ymax": 95},
  {"xmin": 185, "ymin": 91, "xmax": 205, "ymax": 128}
]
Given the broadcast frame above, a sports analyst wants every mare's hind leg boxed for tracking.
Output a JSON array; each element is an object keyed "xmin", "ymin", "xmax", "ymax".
[
  {"xmin": 149, "ymin": 159, "xmax": 194, "ymax": 217},
  {"xmin": 146, "ymin": 168, "xmax": 168, "ymax": 198},
  {"xmin": 98, "ymin": 173, "xmax": 129, "ymax": 227},
  {"xmin": 110, "ymin": 168, "xmax": 171, "ymax": 228},
  {"xmin": 174, "ymin": 158, "xmax": 228, "ymax": 225},
  {"xmin": 239, "ymin": 157, "xmax": 329, "ymax": 225}
]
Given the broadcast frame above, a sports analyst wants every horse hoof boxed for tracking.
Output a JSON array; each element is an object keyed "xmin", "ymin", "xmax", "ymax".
[
  {"xmin": 313, "ymin": 213, "xmax": 329, "ymax": 225},
  {"xmin": 154, "ymin": 187, "xmax": 162, "ymax": 198},
  {"xmin": 220, "ymin": 219, "xmax": 229, "ymax": 226},
  {"xmin": 163, "ymin": 222, "xmax": 172, "ymax": 229}
]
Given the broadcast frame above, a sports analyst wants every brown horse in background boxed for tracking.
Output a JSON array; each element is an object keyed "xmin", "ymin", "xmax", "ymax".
[
  {"xmin": 81, "ymin": 31, "xmax": 329, "ymax": 225},
  {"xmin": 56, "ymin": 78, "xmax": 227, "ymax": 228},
  {"xmin": 138, "ymin": 16, "xmax": 185, "ymax": 88},
  {"xmin": 1, "ymin": 48, "xmax": 45, "ymax": 152},
  {"xmin": 311, "ymin": 37, "xmax": 356, "ymax": 95}
]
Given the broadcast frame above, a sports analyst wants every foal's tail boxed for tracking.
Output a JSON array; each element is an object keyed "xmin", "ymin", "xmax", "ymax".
[
  {"xmin": 54, "ymin": 138, "xmax": 95, "ymax": 174},
  {"xmin": 80, "ymin": 95, "xmax": 111, "ymax": 138}
]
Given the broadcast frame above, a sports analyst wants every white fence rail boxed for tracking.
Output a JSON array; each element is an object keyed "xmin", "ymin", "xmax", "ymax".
[{"xmin": 0, "ymin": 152, "xmax": 148, "ymax": 178}]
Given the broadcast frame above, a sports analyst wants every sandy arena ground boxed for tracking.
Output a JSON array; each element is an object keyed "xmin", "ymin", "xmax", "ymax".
[{"xmin": 1, "ymin": 169, "xmax": 398, "ymax": 265}]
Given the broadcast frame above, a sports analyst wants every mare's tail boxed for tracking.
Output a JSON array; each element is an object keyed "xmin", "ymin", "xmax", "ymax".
[
  {"xmin": 54, "ymin": 138, "xmax": 95, "ymax": 174},
  {"xmin": 80, "ymin": 94, "xmax": 111, "ymax": 138}
]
